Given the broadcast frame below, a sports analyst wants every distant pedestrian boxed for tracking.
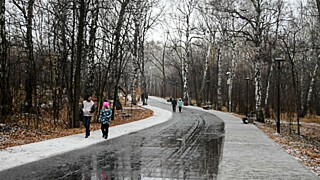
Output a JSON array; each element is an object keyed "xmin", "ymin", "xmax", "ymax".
[
  {"xmin": 171, "ymin": 98, "xmax": 177, "ymax": 112},
  {"xmin": 82, "ymin": 95, "xmax": 95, "ymax": 138},
  {"xmin": 98, "ymin": 102, "xmax": 112, "ymax": 139},
  {"xmin": 177, "ymin": 98, "xmax": 183, "ymax": 113}
]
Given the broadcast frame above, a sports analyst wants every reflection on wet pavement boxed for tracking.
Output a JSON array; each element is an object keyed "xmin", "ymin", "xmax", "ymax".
[
  {"xmin": 86, "ymin": 135, "xmax": 224, "ymax": 179},
  {"xmin": 0, "ymin": 99, "xmax": 225, "ymax": 180}
]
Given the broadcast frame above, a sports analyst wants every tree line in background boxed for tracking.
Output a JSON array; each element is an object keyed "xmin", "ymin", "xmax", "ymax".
[
  {"xmin": 0, "ymin": 0, "xmax": 320, "ymax": 135},
  {"xmin": 146, "ymin": 0, "xmax": 320, "ymax": 135},
  {"xmin": 0, "ymin": 0, "xmax": 162, "ymax": 128}
]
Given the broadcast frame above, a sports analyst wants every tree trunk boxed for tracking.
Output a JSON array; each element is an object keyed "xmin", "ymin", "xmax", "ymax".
[
  {"xmin": 162, "ymin": 41, "xmax": 167, "ymax": 98},
  {"xmin": 217, "ymin": 48, "xmax": 222, "ymax": 110},
  {"xmin": 300, "ymin": 60, "xmax": 318, "ymax": 117},
  {"xmin": 140, "ymin": 36, "xmax": 148, "ymax": 105},
  {"xmin": 110, "ymin": 0, "xmax": 130, "ymax": 120},
  {"xmin": 86, "ymin": 0, "xmax": 99, "ymax": 96},
  {"xmin": 199, "ymin": 42, "xmax": 211, "ymax": 104},
  {"xmin": 183, "ymin": 28, "xmax": 190, "ymax": 105},
  {"xmin": 67, "ymin": 0, "xmax": 77, "ymax": 128},
  {"xmin": 254, "ymin": 47, "xmax": 264, "ymax": 122},
  {"xmin": 132, "ymin": 16, "xmax": 140, "ymax": 105},
  {"xmin": 73, "ymin": 0, "xmax": 87, "ymax": 128},
  {"xmin": 0, "ymin": 0, "xmax": 11, "ymax": 122},
  {"xmin": 228, "ymin": 41, "xmax": 236, "ymax": 112},
  {"xmin": 23, "ymin": 0, "xmax": 36, "ymax": 113}
]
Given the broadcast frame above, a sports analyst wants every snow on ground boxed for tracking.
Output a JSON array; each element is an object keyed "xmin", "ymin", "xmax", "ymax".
[{"xmin": 0, "ymin": 105, "xmax": 172, "ymax": 171}]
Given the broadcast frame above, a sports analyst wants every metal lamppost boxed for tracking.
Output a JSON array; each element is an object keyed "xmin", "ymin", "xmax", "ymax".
[
  {"xmin": 206, "ymin": 80, "xmax": 210, "ymax": 104},
  {"xmin": 175, "ymin": 81, "xmax": 178, "ymax": 98},
  {"xmin": 245, "ymin": 77, "xmax": 250, "ymax": 117},
  {"xmin": 275, "ymin": 57, "xmax": 284, "ymax": 134}
]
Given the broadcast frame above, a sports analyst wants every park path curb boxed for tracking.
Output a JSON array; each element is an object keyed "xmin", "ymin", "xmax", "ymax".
[
  {"xmin": 0, "ymin": 105, "xmax": 172, "ymax": 172},
  {"xmin": 185, "ymin": 106, "xmax": 318, "ymax": 179}
]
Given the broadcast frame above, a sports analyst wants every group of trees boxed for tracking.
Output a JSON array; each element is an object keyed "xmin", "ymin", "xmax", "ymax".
[
  {"xmin": 0, "ymin": 0, "xmax": 161, "ymax": 128},
  {"xmin": 1, "ymin": 0, "xmax": 320, "ymax": 134},
  {"xmin": 147, "ymin": 0, "xmax": 320, "ymax": 134}
]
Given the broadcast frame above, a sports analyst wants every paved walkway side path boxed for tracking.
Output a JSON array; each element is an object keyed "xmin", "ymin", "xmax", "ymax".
[
  {"xmin": 186, "ymin": 106, "xmax": 319, "ymax": 180},
  {"xmin": 0, "ymin": 106, "xmax": 172, "ymax": 172}
]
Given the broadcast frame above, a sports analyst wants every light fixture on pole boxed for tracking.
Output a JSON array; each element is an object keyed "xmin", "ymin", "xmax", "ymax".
[
  {"xmin": 275, "ymin": 57, "xmax": 285, "ymax": 134},
  {"xmin": 245, "ymin": 77, "xmax": 250, "ymax": 117},
  {"xmin": 206, "ymin": 80, "xmax": 210, "ymax": 104}
]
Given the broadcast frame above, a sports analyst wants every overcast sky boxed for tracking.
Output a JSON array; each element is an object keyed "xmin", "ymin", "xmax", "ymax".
[{"xmin": 147, "ymin": 0, "xmax": 311, "ymax": 42}]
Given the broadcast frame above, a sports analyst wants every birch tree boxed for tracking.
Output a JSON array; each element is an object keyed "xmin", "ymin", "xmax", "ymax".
[
  {"xmin": 148, "ymin": 39, "xmax": 168, "ymax": 98},
  {"xmin": 85, "ymin": 0, "xmax": 100, "ymax": 96},
  {"xmin": 197, "ymin": 2, "xmax": 218, "ymax": 105},
  {"xmin": 297, "ymin": 1, "xmax": 320, "ymax": 118},
  {"xmin": 280, "ymin": 13, "xmax": 303, "ymax": 134},
  {"xmin": 264, "ymin": 0, "xmax": 284, "ymax": 112},
  {"xmin": 171, "ymin": 0, "xmax": 198, "ymax": 105},
  {"xmin": 229, "ymin": 0, "xmax": 280, "ymax": 121},
  {"xmin": 216, "ymin": 48, "xmax": 222, "ymax": 110}
]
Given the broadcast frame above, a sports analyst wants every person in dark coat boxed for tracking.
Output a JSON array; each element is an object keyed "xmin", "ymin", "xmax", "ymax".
[{"xmin": 171, "ymin": 98, "xmax": 177, "ymax": 112}]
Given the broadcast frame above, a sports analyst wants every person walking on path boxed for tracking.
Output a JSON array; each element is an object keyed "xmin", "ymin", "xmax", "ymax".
[
  {"xmin": 82, "ymin": 95, "xmax": 95, "ymax": 138},
  {"xmin": 171, "ymin": 98, "xmax": 177, "ymax": 112},
  {"xmin": 177, "ymin": 98, "xmax": 183, "ymax": 113},
  {"xmin": 98, "ymin": 102, "xmax": 112, "ymax": 139}
]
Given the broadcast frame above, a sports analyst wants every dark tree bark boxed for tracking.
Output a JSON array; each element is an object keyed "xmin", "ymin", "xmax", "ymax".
[
  {"xmin": 12, "ymin": 0, "xmax": 36, "ymax": 113},
  {"xmin": 73, "ymin": 0, "xmax": 87, "ymax": 128},
  {"xmin": 0, "ymin": 0, "xmax": 12, "ymax": 122},
  {"xmin": 111, "ymin": 0, "xmax": 130, "ymax": 120}
]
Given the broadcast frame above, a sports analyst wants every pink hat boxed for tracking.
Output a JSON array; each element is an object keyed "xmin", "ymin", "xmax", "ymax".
[{"xmin": 103, "ymin": 102, "xmax": 109, "ymax": 107}]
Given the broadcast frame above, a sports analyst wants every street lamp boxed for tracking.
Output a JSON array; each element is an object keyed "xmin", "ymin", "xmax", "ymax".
[
  {"xmin": 245, "ymin": 77, "xmax": 250, "ymax": 117},
  {"xmin": 275, "ymin": 57, "xmax": 285, "ymax": 134},
  {"xmin": 175, "ymin": 81, "xmax": 178, "ymax": 98},
  {"xmin": 206, "ymin": 80, "xmax": 210, "ymax": 104}
]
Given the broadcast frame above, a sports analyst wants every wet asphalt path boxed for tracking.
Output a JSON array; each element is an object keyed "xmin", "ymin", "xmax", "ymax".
[{"xmin": 0, "ymin": 99, "xmax": 225, "ymax": 179}]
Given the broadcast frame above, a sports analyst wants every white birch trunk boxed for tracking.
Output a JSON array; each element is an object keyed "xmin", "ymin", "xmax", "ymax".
[
  {"xmin": 254, "ymin": 47, "xmax": 262, "ymax": 114},
  {"xmin": 132, "ymin": 9, "xmax": 141, "ymax": 104},
  {"xmin": 228, "ymin": 42, "xmax": 237, "ymax": 112},
  {"xmin": 183, "ymin": 18, "xmax": 190, "ymax": 105},
  {"xmin": 217, "ymin": 48, "xmax": 222, "ymax": 110},
  {"xmin": 303, "ymin": 60, "xmax": 319, "ymax": 114},
  {"xmin": 132, "ymin": 54, "xmax": 139, "ymax": 103},
  {"xmin": 183, "ymin": 44, "xmax": 190, "ymax": 104},
  {"xmin": 300, "ymin": 57, "xmax": 305, "ymax": 111},
  {"xmin": 86, "ymin": 2, "xmax": 99, "ymax": 95},
  {"xmin": 264, "ymin": 62, "xmax": 274, "ymax": 106},
  {"xmin": 199, "ymin": 42, "xmax": 211, "ymax": 100}
]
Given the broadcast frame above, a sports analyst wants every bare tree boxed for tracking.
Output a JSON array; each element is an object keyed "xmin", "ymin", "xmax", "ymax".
[
  {"xmin": 0, "ymin": 0, "xmax": 11, "ymax": 122},
  {"xmin": 12, "ymin": 0, "xmax": 36, "ymax": 113},
  {"xmin": 228, "ymin": 0, "xmax": 282, "ymax": 121},
  {"xmin": 73, "ymin": 0, "xmax": 88, "ymax": 127},
  {"xmin": 85, "ymin": 0, "xmax": 100, "ymax": 96},
  {"xmin": 169, "ymin": 0, "xmax": 199, "ymax": 105},
  {"xmin": 110, "ymin": 0, "xmax": 130, "ymax": 120}
]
